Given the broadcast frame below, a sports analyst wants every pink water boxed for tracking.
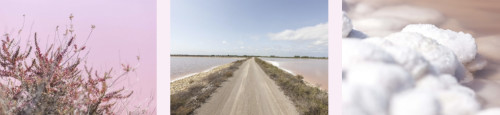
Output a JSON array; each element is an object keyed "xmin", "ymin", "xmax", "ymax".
[
  {"xmin": 261, "ymin": 58, "xmax": 328, "ymax": 90},
  {"xmin": 170, "ymin": 56, "xmax": 243, "ymax": 81}
]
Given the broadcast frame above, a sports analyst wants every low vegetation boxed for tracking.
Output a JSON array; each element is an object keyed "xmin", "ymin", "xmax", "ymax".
[
  {"xmin": 170, "ymin": 58, "xmax": 248, "ymax": 115},
  {"xmin": 255, "ymin": 57, "xmax": 328, "ymax": 115}
]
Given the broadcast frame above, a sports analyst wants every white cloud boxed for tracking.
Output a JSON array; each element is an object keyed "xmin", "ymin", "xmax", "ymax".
[
  {"xmin": 250, "ymin": 35, "xmax": 260, "ymax": 40},
  {"xmin": 222, "ymin": 40, "xmax": 227, "ymax": 44},
  {"xmin": 268, "ymin": 23, "xmax": 328, "ymax": 45}
]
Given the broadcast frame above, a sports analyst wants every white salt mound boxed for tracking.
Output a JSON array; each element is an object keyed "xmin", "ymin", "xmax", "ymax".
[
  {"xmin": 438, "ymin": 74, "xmax": 459, "ymax": 87},
  {"xmin": 448, "ymin": 85, "xmax": 476, "ymax": 98},
  {"xmin": 342, "ymin": 39, "xmax": 395, "ymax": 71},
  {"xmin": 343, "ymin": 82, "xmax": 390, "ymax": 115},
  {"xmin": 414, "ymin": 74, "xmax": 460, "ymax": 93},
  {"xmin": 476, "ymin": 108, "xmax": 500, "ymax": 115},
  {"xmin": 416, "ymin": 75, "xmax": 449, "ymax": 93},
  {"xmin": 415, "ymin": 75, "xmax": 479, "ymax": 115},
  {"xmin": 384, "ymin": 32, "xmax": 465, "ymax": 81},
  {"xmin": 343, "ymin": 12, "xmax": 353, "ymax": 38},
  {"xmin": 345, "ymin": 62, "xmax": 415, "ymax": 115},
  {"xmin": 438, "ymin": 87, "xmax": 480, "ymax": 115},
  {"xmin": 402, "ymin": 24, "xmax": 477, "ymax": 64},
  {"xmin": 364, "ymin": 37, "xmax": 436, "ymax": 80},
  {"xmin": 343, "ymin": 4, "xmax": 485, "ymax": 114},
  {"xmin": 343, "ymin": 83, "xmax": 371, "ymax": 115},
  {"xmin": 390, "ymin": 90, "xmax": 441, "ymax": 115},
  {"xmin": 346, "ymin": 62, "xmax": 414, "ymax": 95}
]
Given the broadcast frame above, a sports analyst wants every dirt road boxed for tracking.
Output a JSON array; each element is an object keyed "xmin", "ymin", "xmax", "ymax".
[{"xmin": 195, "ymin": 58, "xmax": 298, "ymax": 115}]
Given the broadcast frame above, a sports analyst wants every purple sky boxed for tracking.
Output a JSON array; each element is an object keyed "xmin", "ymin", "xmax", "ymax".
[{"xmin": 0, "ymin": 0, "xmax": 156, "ymax": 113}]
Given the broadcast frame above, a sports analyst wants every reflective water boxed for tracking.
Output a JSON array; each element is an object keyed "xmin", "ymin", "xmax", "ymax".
[
  {"xmin": 261, "ymin": 57, "xmax": 328, "ymax": 90},
  {"xmin": 170, "ymin": 57, "xmax": 243, "ymax": 81}
]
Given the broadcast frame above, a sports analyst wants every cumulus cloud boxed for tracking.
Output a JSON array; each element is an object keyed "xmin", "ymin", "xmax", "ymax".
[{"xmin": 268, "ymin": 23, "xmax": 328, "ymax": 45}]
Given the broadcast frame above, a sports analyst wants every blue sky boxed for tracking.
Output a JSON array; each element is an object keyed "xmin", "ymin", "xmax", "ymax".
[{"xmin": 171, "ymin": 0, "xmax": 328, "ymax": 57}]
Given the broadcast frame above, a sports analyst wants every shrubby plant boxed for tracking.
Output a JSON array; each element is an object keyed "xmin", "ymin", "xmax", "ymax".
[{"xmin": 0, "ymin": 14, "xmax": 136, "ymax": 114}]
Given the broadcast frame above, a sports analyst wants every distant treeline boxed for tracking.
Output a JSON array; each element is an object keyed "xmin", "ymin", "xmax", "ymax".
[
  {"xmin": 171, "ymin": 54, "xmax": 328, "ymax": 59},
  {"xmin": 267, "ymin": 55, "xmax": 328, "ymax": 59}
]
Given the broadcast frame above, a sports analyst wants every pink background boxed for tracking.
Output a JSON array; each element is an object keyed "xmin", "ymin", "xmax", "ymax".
[
  {"xmin": 158, "ymin": 0, "xmax": 171, "ymax": 114},
  {"xmin": 329, "ymin": 0, "xmax": 342, "ymax": 114},
  {"xmin": 0, "ymin": 0, "xmax": 157, "ymax": 113}
]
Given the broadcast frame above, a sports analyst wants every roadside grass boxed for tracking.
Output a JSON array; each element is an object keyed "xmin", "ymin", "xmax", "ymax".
[
  {"xmin": 170, "ymin": 58, "xmax": 248, "ymax": 115},
  {"xmin": 255, "ymin": 57, "xmax": 328, "ymax": 115}
]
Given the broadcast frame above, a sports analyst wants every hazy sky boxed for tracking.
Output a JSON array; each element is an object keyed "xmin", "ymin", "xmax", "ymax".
[
  {"xmin": 0, "ymin": 0, "xmax": 156, "ymax": 113},
  {"xmin": 172, "ymin": 0, "xmax": 328, "ymax": 57}
]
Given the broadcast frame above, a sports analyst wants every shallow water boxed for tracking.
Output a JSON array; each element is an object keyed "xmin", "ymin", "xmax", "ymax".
[
  {"xmin": 260, "ymin": 58, "xmax": 328, "ymax": 90},
  {"xmin": 170, "ymin": 56, "xmax": 243, "ymax": 81}
]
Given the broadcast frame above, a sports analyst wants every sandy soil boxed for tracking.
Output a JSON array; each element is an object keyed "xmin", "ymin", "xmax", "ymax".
[{"xmin": 195, "ymin": 58, "xmax": 298, "ymax": 115}]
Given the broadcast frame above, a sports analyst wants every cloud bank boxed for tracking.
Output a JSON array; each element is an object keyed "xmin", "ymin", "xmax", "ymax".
[{"xmin": 268, "ymin": 23, "xmax": 328, "ymax": 45}]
